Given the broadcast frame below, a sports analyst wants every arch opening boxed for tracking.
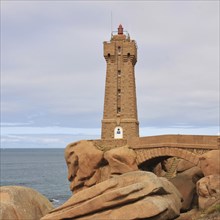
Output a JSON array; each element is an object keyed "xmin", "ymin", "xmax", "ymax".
[{"xmin": 138, "ymin": 156, "xmax": 170, "ymax": 172}]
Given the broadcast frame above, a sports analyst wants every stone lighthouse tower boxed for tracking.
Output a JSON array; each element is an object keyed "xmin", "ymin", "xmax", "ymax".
[{"xmin": 101, "ymin": 24, "xmax": 139, "ymax": 140}]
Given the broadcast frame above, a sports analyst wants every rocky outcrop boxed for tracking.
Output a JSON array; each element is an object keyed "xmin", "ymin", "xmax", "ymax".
[
  {"xmin": 65, "ymin": 140, "xmax": 105, "ymax": 193},
  {"xmin": 0, "ymin": 186, "xmax": 53, "ymax": 220},
  {"xmin": 176, "ymin": 159, "xmax": 195, "ymax": 173},
  {"xmin": 42, "ymin": 171, "xmax": 182, "ymax": 220},
  {"xmin": 63, "ymin": 141, "xmax": 220, "ymax": 219},
  {"xmin": 65, "ymin": 141, "xmax": 139, "ymax": 193},
  {"xmin": 104, "ymin": 145, "xmax": 138, "ymax": 175},
  {"xmin": 199, "ymin": 150, "xmax": 220, "ymax": 176},
  {"xmin": 196, "ymin": 175, "xmax": 220, "ymax": 209},
  {"xmin": 175, "ymin": 208, "xmax": 199, "ymax": 220},
  {"xmin": 170, "ymin": 166, "xmax": 203, "ymax": 211},
  {"xmin": 151, "ymin": 158, "xmax": 204, "ymax": 211}
]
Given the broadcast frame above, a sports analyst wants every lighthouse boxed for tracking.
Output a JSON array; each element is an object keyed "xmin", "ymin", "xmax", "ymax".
[{"xmin": 101, "ymin": 25, "xmax": 139, "ymax": 140}]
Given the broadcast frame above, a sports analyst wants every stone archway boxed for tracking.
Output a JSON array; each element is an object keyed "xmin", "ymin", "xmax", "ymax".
[{"xmin": 135, "ymin": 147, "xmax": 200, "ymax": 167}]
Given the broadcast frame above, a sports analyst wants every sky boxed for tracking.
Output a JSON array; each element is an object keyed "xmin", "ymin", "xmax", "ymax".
[{"xmin": 1, "ymin": 1, "xmax": 219, "ymax": 148}]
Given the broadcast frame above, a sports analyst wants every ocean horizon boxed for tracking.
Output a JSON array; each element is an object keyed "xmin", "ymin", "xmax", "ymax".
[
  {"xmin": 1, "ymin": 125, "xmax": 219, "ymax": 149},
  {"xmin": 0, "ymin": 148, "xmax": 72, "ymax": 207}
]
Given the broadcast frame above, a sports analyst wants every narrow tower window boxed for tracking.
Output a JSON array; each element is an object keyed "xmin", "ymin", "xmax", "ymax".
[
  {"xmin": 118, "ymin": 89, "xmax": 121, "ymax": 96},
  {"xmin": 118, "ymin": 70, "xmax": 121, "ymax": 76},
  {"xmin": 118, "ymin": 46, "xmax": 121, "ymax": 54},
  {"xmin": 117, "ymin": 107, "xmax": 121, "ymax": 113}
]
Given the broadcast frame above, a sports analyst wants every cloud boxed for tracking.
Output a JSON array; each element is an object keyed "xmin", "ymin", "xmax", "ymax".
[
  {"xmin": 1, "ymin": 1, "xmax": 219, "ymax": 135},
  {"xmin": 0, "ymin": 125, "xmax": 101, "ymax": 148},
  {"xmin": 1, "ymin": 126, "xmax": 101, "ymax": 135},
  {"xmin": 140, "ymin": 126, "xmax": 219, "ymax": 137}
]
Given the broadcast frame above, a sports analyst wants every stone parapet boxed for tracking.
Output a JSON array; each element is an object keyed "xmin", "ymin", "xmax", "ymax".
[{"xmin": 128, "ymin": 135, "xmax": 219, "ymax": 150}]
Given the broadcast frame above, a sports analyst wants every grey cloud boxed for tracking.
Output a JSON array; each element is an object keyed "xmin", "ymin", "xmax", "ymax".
[
  {"xmin": 1, "ymin": 134, "xmax": 100, "ymax": 148},
  {"xmin": 1, "ymin": 1, "xmax": 219, "ymax": 132}
]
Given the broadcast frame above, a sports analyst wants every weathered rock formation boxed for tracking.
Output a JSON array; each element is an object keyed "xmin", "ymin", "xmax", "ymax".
[
  {"xmin": 196, "ymin": 150, "xmax": 220, "ymax": 211},
  {"xmin": 199, "ymin": 150, "xmax": 220, "ymax": 176},
  {"xmin": 148, "ymin": 158, "xmax": 203, "ymax": 211},
  {"xmin": 42, "ymin": 171, "xmax": 182, "ymax": 220},
  {"xmin": 65, "ymin": 140, "xmax": 105, "ymax": 193},
  {"xmin": 0, "ymin": 186, "xmax": 53, "ymax": 220},
  {"xmin": 176, "ymin": 159, "xmax": 195, "ymax": 173},
  {"xmin": 104, "ymin": 145, "xmax": 138, "ymax": 174},
  {"xmin": 65, "ymin": 140, "xmax": 138, "ymax": 193},
  {"xmin": 62, "ymin": 141, "xmax": 220, "ymax": 220},
  {"xmin": 170, "ymin": 166, "xmax": 203, "ymax": 211},
  {"xmin": 197, "ymin": 175, "xmax": 220, "ymax": 210},
  {"xmin": 175, "ymin": 208, "xmax": 199, "ymax": 220}
]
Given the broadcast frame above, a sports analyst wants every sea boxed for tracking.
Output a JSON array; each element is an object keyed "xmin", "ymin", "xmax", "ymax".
[{"xmin": 0, "ymin": 148, "xmax": 72, "ymax": 207}]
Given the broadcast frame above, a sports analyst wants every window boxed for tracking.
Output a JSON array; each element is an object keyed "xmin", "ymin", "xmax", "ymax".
[
  {"xmin": 117, "ymin": 107, "xmax": 121, "ymax": 113},
  {"xmin": 118, "ymin": 46, "xmax": 121, "ymax": 54},
  {"xmin": 118, "ymin": 89, "xmax": 121, "ymax": 96},
  {"xmin": 127, "ymin": 53, "xmax": 130, "ymax": 57},
  {"xmin": 118, "ymin": 70, "xmax": 121, "ymax": 76}
]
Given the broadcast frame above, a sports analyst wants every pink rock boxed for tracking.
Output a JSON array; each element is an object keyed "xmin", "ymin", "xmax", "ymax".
[
  {"xmin": 176, "ymin": 159, "xmax": 195, "ymax": 173},
  {"xmin": 42, "ymin": 171, "xmax": 182, "ymax": 220},
  {"xmin": 0, "ymin": 186, "xmax": 53, "ymax": 220},
  {"xmin": 199, "ymin": 150, "xmax": 220, "ymax": 176},
  {"xmin": 170, "ymin": 166, "xmax": 203, "ymax": 211},
  {"xmin": 196, "ymin": 174, "xmax": 220, "ymax": 209},
  {"xmin": 104, "ymin": 146, "xmax": 138, "ymax": 175},
  {"xmin": 65, "ymin": 140, "xmax": 104, "ymax": 192},
  {"xmin": 65, "ymin": 142, "xmax": 139, "ymax": 193}
]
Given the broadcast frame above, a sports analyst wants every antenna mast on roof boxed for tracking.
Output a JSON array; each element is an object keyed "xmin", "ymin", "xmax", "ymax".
[{"xmin": 111, "ymin": 11, "xmax": 113, "ymax": 38}]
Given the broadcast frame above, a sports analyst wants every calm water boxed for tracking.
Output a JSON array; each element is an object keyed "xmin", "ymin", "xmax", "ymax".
[{"xmin": 0, "ymin": 148, "xmax": 72, "ymax": 206}]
